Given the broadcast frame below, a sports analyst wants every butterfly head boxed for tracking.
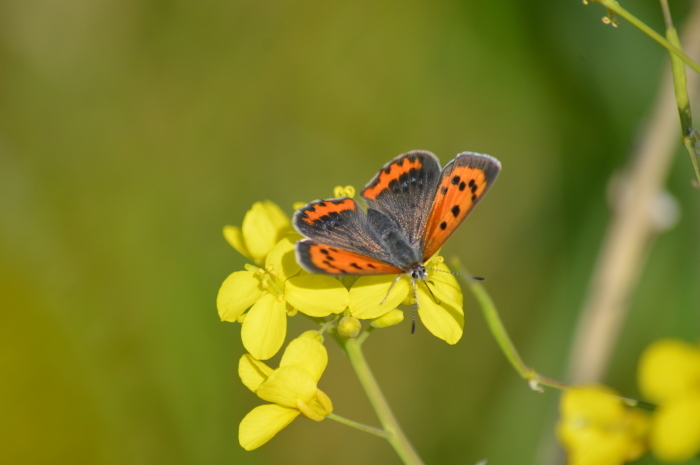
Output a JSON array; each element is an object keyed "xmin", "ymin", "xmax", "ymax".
[{"xmin": 409, "ymin": 264, "xmax": 428, "ymax": 281}]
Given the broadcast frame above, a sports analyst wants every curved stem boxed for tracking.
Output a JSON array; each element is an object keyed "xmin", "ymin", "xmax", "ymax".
[
  {"xmin": 340, "ymin": 337, "xmax": 424, "ymax": 465},
  {"xmin": 451, "ymin": 260, "xmax": 656, "ymax": 412},
  {"xmin": 596, "ymin": 0, "xmax": 700, "ymax": 74},
  {"xmin": 327, "ymin": 413, "xmax": 392, "ymax": 439}
]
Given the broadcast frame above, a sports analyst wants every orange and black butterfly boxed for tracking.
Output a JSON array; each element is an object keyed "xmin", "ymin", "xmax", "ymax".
[{"xmin": 293, "ymin": 150, "xmax": 500, "ymax": 286}]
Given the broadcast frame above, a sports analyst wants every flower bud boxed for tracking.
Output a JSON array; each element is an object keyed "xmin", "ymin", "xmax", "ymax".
[{"xmin": 337, "ymin": 316, "xmax": 361, "ymax": 338}]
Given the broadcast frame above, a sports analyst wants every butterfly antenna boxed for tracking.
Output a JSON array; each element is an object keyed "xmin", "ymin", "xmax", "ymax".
[
  {"xmin": 380, "ymin": 275, "xmax": 403, "ymax": 305},
  {"xmin": 425, "ymin": 267, "xmax": 460, "ymax": 276},
  {"xmin": 425, "ymin": 267, "xmax": 485, "ymax": 281}
]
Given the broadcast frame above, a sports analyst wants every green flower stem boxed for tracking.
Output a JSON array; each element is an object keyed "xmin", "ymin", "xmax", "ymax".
[
  {"xmin": 682, "ymin": 134, "xmax": 700, "ymax": 187},
  {"xmin": 326, "ymin": 413, "xmax": 392, "ymax": 439},
  {"xmin": 452, "ymin": 259, "xmax": 657, "ymax": 411},
  {"xmin": 595, "ymin": 0, "xmax": 700, "ymax": 75},
  {"xmin": 339, "ymin": 337, "xmax": 424, "ymax": 465},
  {"xmin": 659, "ymin": 0, "xmax": 700, "ymax": 186},
  {"xmin": 453, "ymin": 260, "xmax": 549, "ymax": 387}
]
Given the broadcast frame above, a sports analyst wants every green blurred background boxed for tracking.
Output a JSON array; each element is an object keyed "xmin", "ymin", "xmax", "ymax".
[{"xmin": 1, "ymin": 0, "xmax": 698, "ymax": 464}]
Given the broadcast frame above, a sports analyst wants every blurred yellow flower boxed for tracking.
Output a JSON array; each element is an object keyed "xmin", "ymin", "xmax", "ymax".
[
  {"xmin": 638, "ymin": 338, "xmax": 700, "ymax": 462},
  {"xmin": 238, "ymin": 332, "xmax": 333, "ymax": 451},
  {"xmin": 348, "ymin": 258, "xmax": 464, "ymax": 344},
  {"xmin": 557, "ymin": 386, "xmax": 648, "ymax": 465},
  {"xmin": 224, "ymin": 200, "xmax": 292, "ymax": 265},
  {"xmin": 218, "ymin": 238, "xmax": 349, "ymax": 360}
]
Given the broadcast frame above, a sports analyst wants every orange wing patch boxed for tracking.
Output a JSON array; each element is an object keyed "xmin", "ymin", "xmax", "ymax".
[
  {"xmin": 297, "ymin": 240, "xmax": 402, "ymax": 275},
  {"xmin": 298, "ymin": 198, "xmax": 356, "ymax": 225},
  {"xmin": 422, "ymin": 163, "xmax": 494, "ymax": 260},
  {"xmin": 362, "ymin": 156, "xmax": 423, "ymax": 200}
]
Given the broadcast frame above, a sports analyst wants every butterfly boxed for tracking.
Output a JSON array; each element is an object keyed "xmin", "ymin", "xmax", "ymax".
[{"xmin": 293, "ymin": 150, "xmax": 501, "ymax": 322}]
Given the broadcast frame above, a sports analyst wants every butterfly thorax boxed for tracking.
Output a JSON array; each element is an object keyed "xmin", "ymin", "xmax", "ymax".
[{"xmin": 367, "ymin": 208, "xmax": 424, "ymax": 271}]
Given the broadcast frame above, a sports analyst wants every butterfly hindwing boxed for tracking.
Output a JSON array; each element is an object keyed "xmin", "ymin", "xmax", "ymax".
[
  {"xmin": 361, "ymin": 151, "xmax": 441, "ymax": 246},
  {"xmin": 296, "ymin": 239, "xmax": 403, "ymax": 275},
  {"xmin": 421, "ymin": 152, "xmax": 501, "ymax": 260}
]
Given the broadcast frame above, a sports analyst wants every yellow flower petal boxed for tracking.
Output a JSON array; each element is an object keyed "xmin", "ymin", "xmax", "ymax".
[
  {"xmin": 262, "ymin": 200, "xmax": 292, "ymax": 231},
  {"xmin": 349, "ymin": 275, "xmax": 410, "ymax": 319},
  {"xmin": 427, "ymin": 262, "xmax": 463, "ymax": 307},
  {"xmin": 651, "ymin": 394, "xmax": 700, "ymax": 462},
  {"xmin": 242, "ymin": 201, "xmax": 291, "ymax": 264},
  {"xmin": 558, "ymin": 386, "xmax": 648, "ymax": 465},
  {"xmin": 257, "ymin": 366, "xmax": 317, "ymax": 408},
  {"xmin": 285, "ymin": 275, "xmax": 349, "ymax": 317},
  {"xmin": 241, "ymin": 293, "xmax": 287, "ymax": 360},
  {"xmin": 279, "ymin": 336, "xmax": 328, "ymax": 382},
  {"xmin": 239, "ymin": 404, "xmax": 300, "ymax": 451},
  {"xmin": 239, "ymin": 354, "xmax": 274, "ymax": 393},
  {"xmin": 217, "ymin": 271, "xmax": 264, "ymax": 322},
  {"xmin": 638, "ymin": 338, "xmax": 700, "ymax": 403},
  {"xmin": 223, "ymin": 225, "xmax": 251, "ymax": 259},
  {"xmin": 560, "ymin": 386, "xmax": 625, "ymax": 423},
  {"xmin": 265, "ymin": 237, "xmax": 301, "ymax": 280},
  {"xmin": 299, "ymin": 330, "xmax": 324, "ymax": 344},
  {"xmin": 371, "ymin": 309, "xmax": 404, "ymax": 328},
  {"xmin": 558, "ymin": 426, "xmax": 631, "ymax": 465},
  {"xmin": 417, "ymin": 285, "xmax": 463, "ymax": 344},
  {"xmin": 314, "ymin": 388, "xmax": 333, "ymax": 416}
]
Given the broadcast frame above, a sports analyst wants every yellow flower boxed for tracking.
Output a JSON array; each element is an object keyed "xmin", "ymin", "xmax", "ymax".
[
  {"xmin": 348, "ymin": 257, "xmax": 464, "ymax": 344},
  {"xmin": 224, "ymin": 200, "xmax": 292, "ymax": 265},
  {"xmin": 557, "ymin": 386, "xmax": 648, "ymax": 465},
  {"xmin": 638, "ymin": 338, "xmax": 700, "ymax": 462},
  {"xmin": 238, "ymin": 331, "xmax": 333, "ymax": 451},
  {"xmin": 218, "ymin": 238, "xmax": 349, "ymax": 360}
]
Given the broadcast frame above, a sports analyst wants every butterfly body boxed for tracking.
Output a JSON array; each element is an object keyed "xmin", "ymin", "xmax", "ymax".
[{"xmin": 293, "ymin": 151, "xmax": 501, "ymax": 281}]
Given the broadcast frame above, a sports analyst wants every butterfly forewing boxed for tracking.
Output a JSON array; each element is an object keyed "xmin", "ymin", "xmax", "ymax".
[
  {"xmin": 296, "ymin": 240, "xmax": 403, "ymax": 275},
  {"xmin": 361, "ymin": 151, "xmax": 441, "ymax": 246},
  {"xmin": 421, "ymin": 153, "xmax": 501, "ymax": 260},
  {"xmin": 293, "ymin": 197, "xmax": 395, "ymax": 265}
]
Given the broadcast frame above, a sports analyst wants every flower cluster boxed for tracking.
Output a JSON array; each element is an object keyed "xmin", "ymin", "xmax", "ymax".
[
  {"xmin": 639, "ymin": 338, "xmax": 700, "ymax": 462},
  {"xmin": 218, "ymin": 199, "xmax": 466, "ymax": 449},
  {"xmin": 557, "ymin": 386, "xmax": 648, "ymax": 465},
  {"xmin": 238, "ymin": 331, "xmax": 332, "ymax": 450},
  {"xmin": 558, "ymin": 337, "xmax": 700, "ymax": 465}
]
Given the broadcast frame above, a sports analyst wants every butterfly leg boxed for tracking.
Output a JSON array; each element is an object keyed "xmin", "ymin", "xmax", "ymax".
[
  {"xmin": 420, "ymin": 277, "xmax": 441, "ymax": 305},
  {"xmin": 410, "ymin": 278, "xmax": 419, "ymax": 335},
  {"xmin": 380, "ymin": 274, "xmax": 404, "ymax": 305}
]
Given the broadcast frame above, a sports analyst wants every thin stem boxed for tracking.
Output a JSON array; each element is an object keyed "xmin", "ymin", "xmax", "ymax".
[
  {"xmin": 327, "ymin": 413, "xmax": 392, "ymax": 439},
  {"xmin": 683, "ymin": 134, "xmax": 700, "ymax": 187},
  {"xmin": 356, "ymin": 325, "xmax": 374, "ymax": 346},
  {"xmin": 339, "ymin": 337, "xmax": 424, "ymax": 465},
  {"xmin": 659, "ymin": 0, "xmax": 700, "ymax": 185},
  {"xmin": 596, "ymin": 0, "xmax": 700, "ymax": 74},
  {"xmin": 567, "ymin": 0, "xmax": 700, "ymax": 384},
  {"xmin": 451, "ymin": 260, "xmax": 657, "ymax": 412},
  {"xmin": 452, "ymin": 260, "xmax": 563, "ymax": 390}
]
